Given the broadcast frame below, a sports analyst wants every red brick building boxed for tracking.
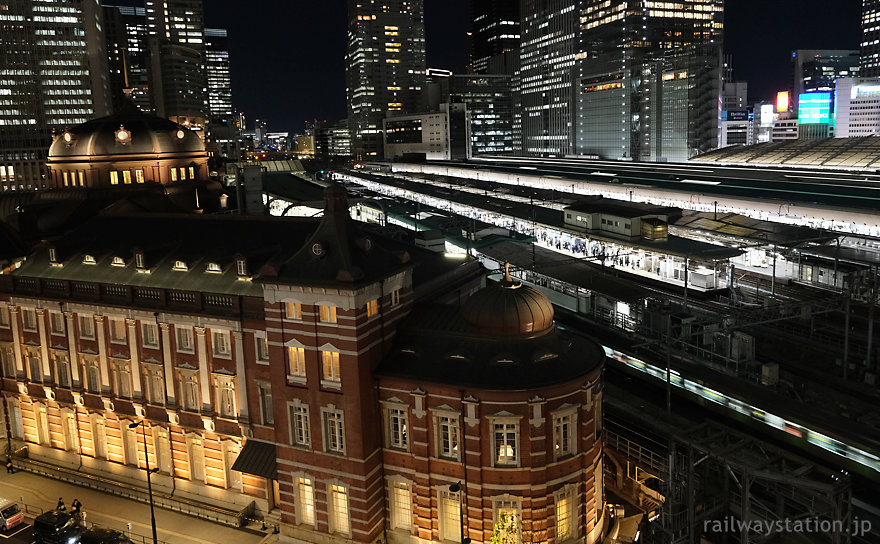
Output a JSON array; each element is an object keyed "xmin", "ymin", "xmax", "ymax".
[{"xmin": 0, "ymin": 185, "xmax": 605, "ymax": 544}]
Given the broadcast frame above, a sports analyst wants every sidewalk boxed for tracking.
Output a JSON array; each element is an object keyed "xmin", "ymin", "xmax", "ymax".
[{"xmin": 0, "ymin": 469, "xmax": 268, "ymax": 544}]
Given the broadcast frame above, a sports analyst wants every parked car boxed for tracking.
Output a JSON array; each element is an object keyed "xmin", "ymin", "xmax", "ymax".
[
  {"xmin": 80, "ymin": 527, "xmax": 132, "ymax": 544},
  {"xmin": 0, "ymin": 498, "xmax": 23, "ymax": 531},
  {"xmin": 33, "ymin": 509, "xmax": 84, "ymax": 544}
]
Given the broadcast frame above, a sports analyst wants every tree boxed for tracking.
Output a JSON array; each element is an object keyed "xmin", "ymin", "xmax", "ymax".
[{"xmin": 490, "ymin": 511, "xmax": 518, "ymax": 544}]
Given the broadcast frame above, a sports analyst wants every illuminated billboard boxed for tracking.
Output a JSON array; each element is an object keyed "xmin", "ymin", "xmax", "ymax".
[
  {"xmin": 798, "ymin": 92, "xmax": 831, "ymax": 124},
  {"xmin": 776, "ymin": 91, "xmax": 790, "ymax": 112}
]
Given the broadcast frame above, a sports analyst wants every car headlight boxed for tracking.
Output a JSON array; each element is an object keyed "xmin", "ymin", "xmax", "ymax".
[{"xmin": 68, "ymin": 537, "xmax": 78, "ymax": 544}]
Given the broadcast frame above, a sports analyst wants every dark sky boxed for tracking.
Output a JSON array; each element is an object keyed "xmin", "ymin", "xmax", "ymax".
[{"xmin": 206, "ymin": 1, "xmax": 861, "ymax": 133}]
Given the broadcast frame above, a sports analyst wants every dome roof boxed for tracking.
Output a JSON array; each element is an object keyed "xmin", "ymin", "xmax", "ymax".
[
  {"xmin": 48, "ymin": 113, "xmax": 204, "ymax": 159},
  {"xmin": 461, "ymin": 265, "xmax": 555, "ymax": 337}
]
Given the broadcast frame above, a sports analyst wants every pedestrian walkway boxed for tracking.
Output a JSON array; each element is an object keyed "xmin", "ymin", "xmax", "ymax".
[{"xmin": 0, "ymin": 470, "xmax": 268, "ymax": 544}]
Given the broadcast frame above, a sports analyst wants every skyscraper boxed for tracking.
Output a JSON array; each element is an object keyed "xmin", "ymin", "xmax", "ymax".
[
  {"xmin": 145, "ymin": 0, "xmax": 207, "ymax": 129},
  {"xmin": 346, "ymin": 0, "xmax": 426, "ymax": 159},
  {"xmin": 519, "ymin": 0, "xmax": 579, "ymax": 156},
  {"xmin": 862, "ymin": 0, "xmax": 880, "ymax": 77},
  {"xmin": 0, "ymin": 0, "xmax": 111, "ymax": 190},
  {"xmin": 471, "ymin": 0, "xmax": 520, "ymax": 75},
  {"xmin": 575, "ymin": 0, "xmax": 724, "ymax": 161},
  {"xmin": 102, "ymin": 2, "xmax": 152, "ymax": 113},
  {"xmin": 794, "ymin": 50, "xmax": 860, "ymax": 98},
  {"xmin": 204, "ymin": 28, "xmax": 233, "ymax": 118}
]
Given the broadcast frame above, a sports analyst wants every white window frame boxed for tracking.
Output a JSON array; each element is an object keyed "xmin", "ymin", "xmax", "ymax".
[
  {"xmin": 287, "ymin": 342, "xmax": 307, "ymax": 383},
  {"xmin": 78, "ymin": 315, "xmax": 95, "ymax": 339},
  {"xmin": 145, "ymin": 364, "xmax": 165, "ymax": 405},
  {"xmin": 211, "ymin": 329, "xmax": 231, "ymax": 359},
  {"xmin": 112, "ymin": 358, "xmax": 132, "ymax": 398},
  {"xmin": 21, "ymin": 308, "xmax": 36, "ymax": 332},
  {"xmin": 552, "ymin": 406, "xmax": 578, "ymax": 460},
  {"xmin": 109, "ymin": 317, "xmax": 127, "ymax": 344},
  {"xmin": 386, "ymin": 405, "xmax": 408, "ymax": 451},
  {"xmin": 258, "ymin": 381, "xmax": 273, "ymax": 425},
  {"xmin": 61, "ymin": 409, "xmax": 79, "ymax": 452},
  {"xmin": 187, "ymin": 434, "xmax": 206, "ymax": 482},
  {"xmin": 491, "ymin": 416, "xmax": 521, "ymax": 467},
  {"xmin": 389, "ymin": 478, "xmax": 413, "ymax": 531},
  {"xmin": 391, "ymin": 289, "xmax": 400, "ymax": 306},
  {"xmin": 328, "ymin": 483, "xmax": 351, "ymax": 536},
  {"xmin": 142, "ymin": 322, "xmax": 159, "ymax": 349},
  {"xmin": 54, "ymin": 351, "xmax": 71, "ymax": 388},
  {"xmin": 555, "ymin": 485, "xmax": 576, "ymax": 542},
  {"xmin": 321, "ymin": 347, "xmax": 341, "ymax": 387},
  {"xmin": 321, "ymin": 406, "xmax": 345, "ymax": 455},
  {"xmin": 255, "ymin": 334, "xmax": 270, "ymax": 365},
  {"xmin": 49, "ymin": 311, "xmax": 65, "ymax": 336},
  {"xmin": 318, "ymin": 304, "xmax": 337, "ymax": 323},
  {"xmin": 82, "ymin": 355, "xmax": 100, "ymax": 393},
  {"xmin": 176, "ymin": 327, "xmax": 195, "ymax": 353},
  {"xmin": 492, "ymin": 496, "xmax": 522, "ymax": 544},
  {"xmin": 436, "ymin": 413, "xmax": 460, "ymax": 461},
  {"xmin": 179, "ymin": 370, "xmax": 200, "ymax": 411},
  {"xmin": 438, "ymin": 488, "xmax": 462, "ymax": 542},
  {"xmin": 0, "ymin": 305, "xmax": 9, "ymax": 328},
  {"xmin": 295, "ymin": 476, "xmax": 316, "ymax": 525},
  {"xmin": 215, "ymin": 375, "xmax": 237, "ymax": 418},
  {"xmin": 284, "ymin": 302, "xmax": 302, "ymax": 320},
  {"xmin": 289, "ymin": 401, "xmax": 311, "ymax": 447}
]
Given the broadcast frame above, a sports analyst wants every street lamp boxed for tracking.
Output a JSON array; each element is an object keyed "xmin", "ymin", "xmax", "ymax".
[
  {"xmin": 448, "ymin": 482, "xmax": 470, "ymax": 544},
  {"xmin": 129, "ymin": 421, "xmax": 159, "ymax": 544}
]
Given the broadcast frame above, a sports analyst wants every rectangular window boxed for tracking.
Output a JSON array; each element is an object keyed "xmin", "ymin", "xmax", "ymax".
[
  {"xmin": 494, "ymin": 422, "xmax": 518, "ymax": 466},
  {"xmin": 147, "ymin": 368, "xmax": 165, "ymax": 405},
  {"xmin": 284, "ymin": 302, "xmax": 302, "ymax": 319},
  {"xmin": 78, "ymin": 171, "xmax": 84, "ymax": 186},
  {"xmin": 55, "ymin": 353, "xmax": 71, "ymax": 388},
  {"xmin": 323, "ymin": 410, "xmax": 344, "ymax": 453},
  {"xmin": 62, "ymin": 411, "xmax": 78, "ymax": 452},
  {"xmin": 391, "ymin": 482, "xmax": 413, "ymax": 530},
  {"xmin": 297, "ymin": 477, "xmax": 316, "ymax": 525},
  {"xmin": 258, "ymin": 382, "xmax": 273, "ymax": 425},
  {"xmin": 83, "ymin": 357, "xmax": 100, "ymax": 393},
  {"xmin": 63, "ymin": 171, "xmax": 69, "ymax": 186},
  {"xmin": 321, "ymin": 350, "xmax": 340, "ymax": 382},
  {"xmin": 212, "ymin": 330, "xmax": 231, "ymax": 357},
  {"xmin": 319, "ymin": 305, "xmax": 337, "ymax": 323},
  {"xmin": 180, "ymin": 372, "xmax": 200, "ymax": 411},
  {"xmin": 290, "ymin": 404, "xmax": 310, "ymax": 446},
  {"xmin": 123, "ymin": 170, "xmax": 132, "ymax": 184},
  {"xmin": 0, "ymin": 306, "xmax": 8, "ymax": 327},
  {"xmin": 49, "ymin": 312, "xmax": 65, "ymax": 335},
  {"xmin": 21, "ymin": 309, "xmax": 36, "ymax": 331},
  {"xmin": 554, "ymin": 413, "xmax": 575, "ymax": 458},
  {"xmin": 366, "ymin": 299, "xmax": 378, "ymax": 317},
  {"xmin": 439, "ymin": 490, "xmax": 461, "ymax": 542},
  {"xmin": 438, "ymin": 416, "xmax": 459, "ymax": 460},
  {"xmin": 113, "ymin": 361, "xmax": 131, "ymax": 398},
  {"xmin": 91, "ymin": 417, "xmax": 107, "ymax": 458},
  {"xmin": 135, "ymin": 169, "xmax": 144, "ymax": 183},
  {"xmin": 79, "ymin": 315, "xmax": 94, "ymax": 339},
  {"xmin": 288, "ymin": 346, "xmax": 306, "ymax": 379},
  {"xmin": 176, "ymin": 327, "xmax": 194, "ymax": 352},
  {"xmin": 189, "ymin": 166, "xmax": 195, "ymax": 179},
  {"xmin": 180, "ymin": 167, "xmax": 187, "ymax": 180},
  {"xmin": 217, "ymin": 379, "xmax": 236, "ymax": 418},
  {"xmin": 555, "ymin": 489, "xmax": 574, "ymax": 541},
  {"xmin": 170, "ymin": 168, "xmax": 177, "ymax": 182},
  {"xmin": 387, "ymin": 408, "xmax": 407, "ymax": 450},
  {"xmin": 142, "ymin": 323, "xmax": 159, "ymax": 348},
  {"xmin": 0, "ymin": 345, "xmax": 15, "ymax": 378},
  {"xmin": 329, "ymin": 485, "xmax": 350, "ymax": 536},
  {"xmin": 110, "ymin": 171, "xmax": 119, "ymax": 185},
  {"xmin": 109, "ymin": 318, "xmax": 127, "ymax": 343},
  {"xmin": 189, "ymin": 437, "xmax": 205, "ymax": 481},
  {"xmin": 27, "ymin": 352, "xmax": 41, "ymax": 383},
  {"xmin": 391, "ymin": 289, "xmax": 400, "ymax": 306},
  {"xmin": 256, "ymin": 336, "xmax": 270, "ymax": 363}
]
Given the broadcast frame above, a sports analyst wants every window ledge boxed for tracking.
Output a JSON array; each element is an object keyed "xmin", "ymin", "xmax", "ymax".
[
  {"xmin": 320, "ymin": 379, "xmax": 342, "ymax": 390},
  {"xmin": 212, "ymin": 352, "xmax": 232, "ymax": 360},
  {"xmin": 256, "ymin": 359, "xmax": 270, "ymax": 366},
  {"xmin": 287, "ymin": 375, "xmax": 307, "ymax": 386}
]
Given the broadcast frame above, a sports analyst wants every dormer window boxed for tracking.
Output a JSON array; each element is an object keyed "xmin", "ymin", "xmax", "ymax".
[
  {"xmin": 236, "ymin": 257, "xmax": 247, "ymax": 278},
  {"xmin": 173, "ymin": 260, "xmax": 188, "ymax": 271},
  {"xmin": 111, "ymin": 256, "xmax": 125, "ymax": 267},
  {"xmin": 48, "ymin": 247, "xmax": 58, "ymax": 264},
  {"xmin": 83, "ymin": 254, "xmax": 96, "ymax": 264},
  {"xmin": 206, "ymin": 262, "xmax": 221, "ymax": 273},
  {"xmin": 133, "ymin": 249, "xmax": 147, "ymax": 272}
]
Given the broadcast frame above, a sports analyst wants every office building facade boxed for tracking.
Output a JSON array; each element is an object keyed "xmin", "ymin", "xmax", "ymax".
[
  {"xmin": 835, "ymin": 77, "xmax": 880, "ymax": 137},
  {"xmin": 0, "ymin": 0, "xmax": 111, "ymax": 190},
  {"xmin": 204, "ymin": 28, "xmax": 233, "ymax": 118},
  {"xmin": 346, "ymin": 0, "xmax": 426, "ymax": 159},
  {"xmin": 862, "ymin": 0, "xmax": 880, "ymax": 77},
  {"xmin": 471, "ymin": 0, "xmax": 520, "ymax": 75},
  {"xmin": 793, "ymin": 49, "xmax": 860, "ymax": 99},
  {"xmin": 145, "ymin": 0, "xmax": 207, "ymax": 129},
  {"xmin": 575, "ymin": 0, "xmax": 724, "ymax": 161}
]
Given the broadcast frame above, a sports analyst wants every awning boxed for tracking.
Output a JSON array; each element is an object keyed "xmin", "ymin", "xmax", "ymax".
[{"xmin": 231, "ymin": 439, "xmax": 277, "ymax": 480}]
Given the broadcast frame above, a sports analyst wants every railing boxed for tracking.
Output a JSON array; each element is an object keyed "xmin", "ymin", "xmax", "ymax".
[{"xmin": 606, "ymin": 429, "xmax": 667, "ymax": 476}]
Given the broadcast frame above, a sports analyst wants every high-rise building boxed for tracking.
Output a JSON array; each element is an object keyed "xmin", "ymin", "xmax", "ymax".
[
  {"xmin": 574, "ymin": 0, "xmax": 724, "ymax": 161},
  {"xmin": 315, "ymin": 120, "xmax": 353, "ymax": 159},
  {"xmin": 834, "ymin": 77, "xmax": 880, "ymax": 137},
  {"xmin": 102, "ymin": 2, "xmax": 152, "ymax": 113},
  {"xmin": 145, "ymin": 0, "xmax": 207, "ymax": 129},
  {"xmin": 345, "ymin": 0, "xmax": 426, "ymax": 159},
  {"xmin": 862, "ymin": 0, "xmax": 880, "ymax": 76},
  {"xmin": 793, "ymin": 50, "xmax": 860, "ymax": 99},
  {"xmin": 0, "ymin": 0, "xmax": 111, "ymax": 190},
  {"xmin": 427, "ymin": 74, "xmax": 515, "ymax": 155},
  {"xmin": 519, "ymin": 0, "xmax": 579, "ymax": 157},
  {"xmin": 471, "ymin": 0, "xmax": 520, "ymax": 75},
  {"xmin": 204, "ymin": 28, "xmax": 233, "ymax": 118}
]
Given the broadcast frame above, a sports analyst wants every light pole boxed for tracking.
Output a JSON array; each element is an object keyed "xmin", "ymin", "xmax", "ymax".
[
  {"xmin": 448, "ymin": 482, "xmax": 470, "ymax": 544},
  {"xmin": 129, "ymin": 421, "xmax": 159, "ymax": 544}
]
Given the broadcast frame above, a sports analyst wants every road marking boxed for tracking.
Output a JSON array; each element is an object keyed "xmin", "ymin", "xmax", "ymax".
[{"xmin": 0, "ymin": 524, "xmax": 30, "ymax": 539}]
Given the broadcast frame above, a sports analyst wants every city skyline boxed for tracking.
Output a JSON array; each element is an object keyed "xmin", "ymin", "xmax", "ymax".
[{"xmin": 206, "ymin": 0, "xmax": 859, "ymax": 133}]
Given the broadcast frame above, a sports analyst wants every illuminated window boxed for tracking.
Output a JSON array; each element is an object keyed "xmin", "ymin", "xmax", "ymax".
[
  {"xmin": 173, "ymin": 260, "xmax": 187, "ymax": 271},
  {"xmin": 328, "ymin": 484, "xmax": 350, "ymax": 535},
  {"xmin": 553, "ymin": 411, "xmax": 575, "ymax": 458},
  {"xmin": 319, "ymin": 305, "xmax": 337, "ymax": 323},
  {"xmin": 288, "ymin": 346, "xmax": 306, "ymax": 379},
  {"xmin": 437, "ymin": 415, "xmax": 459, "ymax": 460},
  {"xmin": 290, "ymin": 404, "xmax": 310, "ymax": 446},
  {"xmin": 78, "ymin": 171, "xmax": 84, "ymax": 186},
  {"xmin": 170, "ymin": 168, "xmax": 177, "ymax": 182},
  {"xmin": 321, "ymin": 350, "xmax": 340, "ymax": 382},
  {"xmin": 366, "ymin": 299, "xmax": 378, "ymax": 317},
  {"xmin": 493, "ymin": 421, "xmax": 518, "ymax": 466},
  {"xmin": 135, "ymin": 169, "xmax": 144, "ymax": 183},
  {"xmin": 439, "ymin": 490, "xmax": 461, "ymax": 542},
  {"xmin": 179, "ymin": 167, "xmax": 186, "ymax": 180},
  {"xmin": 206, "ymin": 262, "xmax": 221, "ymax": 273},
  {"xmin": 123, "ymin": 170, "xmax": 132, "ymax": 184},
  {"xmin": 110, "ymin": 171, "xmax": 119, "ymax": 185},
  {"xmin": 111, "ymin": 256, "xmax": 125, "ymax": 266},
  {"xmin": 188, "ymin": 166, "xmax": 195, "ymax": 179},
  {"xmin": 63, "ymin": 171, "xmax": 69, "ymax": 186},
  {"xmin": 391, "ymin": 289, "xmax": 400, "ymax": 305},
  {"xmin": 296, "ymin": 478, "xmax": 316, "ymax": 525},
  {"xmin": 386, "ymin": 407, "xmax": 407, "ymax": 450},
  {"xmin": 285, "ymin": 302, "xmax": 302, "ymax": 319},
  {"xmin": 390, "ymin": 481, "xmax": 413, "ymax": 530}
]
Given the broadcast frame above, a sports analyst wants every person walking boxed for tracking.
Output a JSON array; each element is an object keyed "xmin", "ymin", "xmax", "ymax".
[
  {"xmin": 56, "ymin": 497, "xmax": 66, "ymax": 511},
  {"xmin": 5, "ymin": 457, "xmax": 13, "ymax": 474},
  {"xmin": 71, "ymin": 499, "xmax": 83, "ymax": 523}
]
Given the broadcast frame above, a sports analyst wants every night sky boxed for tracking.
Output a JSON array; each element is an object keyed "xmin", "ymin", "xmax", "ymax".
[{"xmin": 206, "ymin": 0, "xmax": 861, "ymax": 134}]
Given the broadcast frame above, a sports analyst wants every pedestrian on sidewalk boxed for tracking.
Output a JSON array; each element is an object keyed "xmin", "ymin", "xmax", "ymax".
[
  {"xmin": 71, "ymin": 499, "xmax": 82, "ymax": 514},
  {"xmin": 56, "ymin": 497, "xmax": 66, "ymax": 511},
  {"xmin": 5, "ymin": 457, "xmax": 13, "ymax": 474}
]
